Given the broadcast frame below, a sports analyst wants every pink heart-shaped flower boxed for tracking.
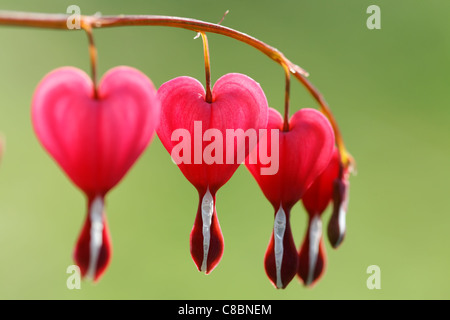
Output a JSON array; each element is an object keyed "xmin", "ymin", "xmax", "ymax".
[
  {"xmin": 157, "ymin": 73, "xmax": 268, "ymax": 273},
  {"xmin": 32, "ymin": 66, "xmax": 159, "ymax": 197},
  {"xmin": 32, "ymin": 66, "xmax": 160, "ymax": 281},
  {"xmin": 246, "ymin": 107, "xmax": 334, "ymax": 288}
]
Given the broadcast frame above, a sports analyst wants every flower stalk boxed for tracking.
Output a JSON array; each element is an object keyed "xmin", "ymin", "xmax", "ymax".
[
  {"xmin": 0, "ymin": 10, "xmax": 353, "ymax": 169},
  {"xmin": 199, "ymin": 32, "xmax": 213, "ymax": 103},
  {"xmin": 80, "ymin": 20, "xmax": 98, "ymax": 99}
]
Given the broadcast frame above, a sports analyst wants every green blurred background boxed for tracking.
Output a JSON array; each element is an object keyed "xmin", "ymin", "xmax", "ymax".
[{"xmin": 0, "ymin": 0, "xmax": 449, "ymax": 299}]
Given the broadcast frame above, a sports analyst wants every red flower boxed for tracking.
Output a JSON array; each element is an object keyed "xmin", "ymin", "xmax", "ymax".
[
  {"xmin": 157, "ymin": 74, "xmax": 268, "ymax": 273},
  {"xmin": 32, "ymin": 66, "xmax": 160, "ymax": 281},
  {"xmin": 298, "ymin": 148, "xmax": 340, "ymax": 286},
  {"xmin": 246, "ymin": 107, "xmax": 334, "ymax": 288},
  {"xmin": 327, "ymin": 160, "xmax": 350, "ymax": 249}
]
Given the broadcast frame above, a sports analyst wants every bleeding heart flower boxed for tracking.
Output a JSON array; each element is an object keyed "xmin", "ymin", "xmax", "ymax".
[
  {"xmin": 246, "ymin": 107, "xmax": 334, "ymax": 289},
  {"xmin": 32, "ymin": 66, "xmax": 160, "ymax": 281},
  {"xmin": 157, "ymin": 73, "xmax": 268, "ymax": 274},
  {"xmin": 297, "ymin": 148, "xmax": 340, "ymax": 287},
  {"xmin": 327, "ymin": 161, "xmax": 350, "ymax": 249}
]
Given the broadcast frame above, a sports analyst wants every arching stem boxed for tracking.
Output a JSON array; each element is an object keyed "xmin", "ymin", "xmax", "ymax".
[
  {"xmin": 0, "ymin": 10, "xmax": 354, "ymax": 169},
  {"xmin": 292, "ymin": 72, "xmax": 354, "ymax": 169}
]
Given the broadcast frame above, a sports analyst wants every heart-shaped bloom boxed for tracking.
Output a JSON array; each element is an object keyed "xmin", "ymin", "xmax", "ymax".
[
  {"xmin": 32, "ymin": 66, "xmax": 160, "ymax": 281},
  {"xmin": 297, "ymin": 148, "xmax": 340, "ymax": 286},
  {"xmin": 157, "ymin": 73, "xmax": 268, "ymax": 273},
  {"xmin": 246, "ymin": 107, "xmax": 334, "ymax": 288}
]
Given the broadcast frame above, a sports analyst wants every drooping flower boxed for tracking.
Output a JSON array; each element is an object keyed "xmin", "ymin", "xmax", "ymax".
[
  {"xmin": 327, "ymin": 158, "xmax": 350, "ymax": 249},
  {"xmin": 32, "ymin": 66, "xmax": 160, "ymax": 281},
  {"xmin": 156, "ymin": 74, "xmax": 268, "ymax": 273},
  {"xmin": 298, "ymin": 148, "xmax": 340, "ymax": 287},
  {"xmin": 246, "ymin": 107, "xmax": 335, "ymax": 288}
]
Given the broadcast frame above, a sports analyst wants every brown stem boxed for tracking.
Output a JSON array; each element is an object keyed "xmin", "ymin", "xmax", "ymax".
[
  {"xmin": 282, "ymin": 65, "xmax": 291, "ymax": 132},
  {"xmin": 81, "ymin": 21, "xmax": 99, "ymax": 99},
  {"xmin": 217, "ymin": 10, "xmax": 229, "ymax": 25},
  {"xmin": 0, "ymin": 11, "xmax": 308, "ymax": 77},
  {"xmin": 0, "ymin": 10, "xmax": 354, "ymax": 168},
  {"xmin": 200, "ymin": 32, "xmax": 212, "ymax": 103},
  {"xmin": 292, "ymin": 72, "xmax": 354, "ymax": 168}
]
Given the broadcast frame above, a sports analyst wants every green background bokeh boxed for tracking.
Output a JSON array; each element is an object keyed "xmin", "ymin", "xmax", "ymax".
[{"xmin": 0, "ymin": 0, "xmax": 449, "ymax": 299}]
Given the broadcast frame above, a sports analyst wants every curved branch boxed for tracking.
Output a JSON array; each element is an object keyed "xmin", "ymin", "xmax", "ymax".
[
  {"xmin": 0, "ymin": 11, "xmax": 308, "ymax": 77},
  {"xmin": 0, "ymin": 10, "xmax": 353, "ymax": 168}
]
